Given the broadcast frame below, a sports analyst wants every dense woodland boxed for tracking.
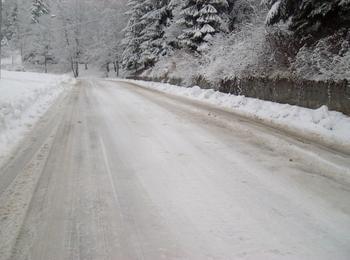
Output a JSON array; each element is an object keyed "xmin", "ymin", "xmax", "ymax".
[{"xmin": 1, "ymin": 0, "xmax": 350, "ymax": 83}]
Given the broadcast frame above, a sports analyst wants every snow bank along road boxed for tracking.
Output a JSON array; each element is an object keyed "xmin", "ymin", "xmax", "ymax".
[
  {"xmin": 0, "ymin": 70, "xmax": 70, "ymax": 162},
  {"xmin": 0, "ymin": 79, "xmax": 350, "ymax": 260}
]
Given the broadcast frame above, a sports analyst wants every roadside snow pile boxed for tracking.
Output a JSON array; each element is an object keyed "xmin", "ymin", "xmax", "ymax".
[
  {"xmin": 0, "ymin": 70, "xmax": 71, "ymax": 161},
  {"xmin": 121, "ymin": 79, "xmax": 350, "ymax": 149}
]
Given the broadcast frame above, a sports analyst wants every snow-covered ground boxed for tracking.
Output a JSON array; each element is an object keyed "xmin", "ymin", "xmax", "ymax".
[
  {"xmin": 0, "ymin": 70, "xmax": 72, "ymax": 164},
  {"xmin": 2, "ymin": 79, "xmax": 349, "ymax": 259},
  {"xmin": 118, "ymin": 79, "xmax": 350, "ymax": 152}
]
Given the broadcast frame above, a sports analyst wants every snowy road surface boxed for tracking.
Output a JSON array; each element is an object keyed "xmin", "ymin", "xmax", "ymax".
[{"xmin": 1, "ymin": 79, "xmax": 350, "ymax": 260}]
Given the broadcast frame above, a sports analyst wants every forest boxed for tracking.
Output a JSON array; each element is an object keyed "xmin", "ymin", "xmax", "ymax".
[{"xmin": 1, "ymin": 0, "xmax": 350, "ymax": 83}]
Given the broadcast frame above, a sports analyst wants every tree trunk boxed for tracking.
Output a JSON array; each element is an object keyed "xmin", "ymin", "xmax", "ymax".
[
  {"xmin": 20, "ymin": 45, "xmax": 24, "ymax": 66},
  {"xmin": 114, "ymin": 61, "xmax": 120, "ymax": 77},
  {"xmin": 71, "ymin": 59, "xmax": 79, "ymax": 78},
  {"xmin": 106, "ymin": 62, "xmax": 110, "ymax": 77},
  {"xmin": 44, "ymin": 45, "xmax": 49, "ymax": 73},
  {"xmin": 71, "ymin": 60, "xmax": 76, "ymax": 78},
  {"xmin": 75, "ymin": 62, "xmax": 79, "ymax": 77},
  {"xmin": 85, "ymin": 63, "xmax": 88, "ymax": 70},
  {"xmin": 44, "ymin": 56, "xmax": 48, "ymax": 73}
]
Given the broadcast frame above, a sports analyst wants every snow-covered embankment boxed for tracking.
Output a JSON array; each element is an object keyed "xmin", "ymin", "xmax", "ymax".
[
  {"xmin": 119, "ymin": 79, "xmax": 350, "ymax": 153},
  {"xmin": 0, "ymin": 70, "xmax": 72, "ymax": 162}
]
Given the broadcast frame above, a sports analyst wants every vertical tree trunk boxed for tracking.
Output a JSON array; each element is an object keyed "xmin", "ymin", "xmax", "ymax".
[
  {"xmin": 71, "ymin": 60, "xmax": 75, "ymax": 77},
  {"xmin": 75, "ymin": 62, "xmax": 79, "ymax": 77},
  {"xmin": 44, "ymin": 45, "xmax": 49, "ymax": 73},
  {"xmin": 113, "ymin": 61, "xmax": 120, "ymax": 77},
  {"xmin": 44, "ymin": 56, "xmax": 48, "ymax": 73},
  {"xmin": 106, "ymin": 63, "xmax": 110, "ymax": 77},
  {"xmin": 85, "ymin": 63, "xmax": 88, "ymax": 70},
  {"xmin": 71, "ymin": 59, "xmax": 79, "ymax": 78},
  {"xmin": 20, "ymin": 45, "xmax": 24, "ymax": 66}
]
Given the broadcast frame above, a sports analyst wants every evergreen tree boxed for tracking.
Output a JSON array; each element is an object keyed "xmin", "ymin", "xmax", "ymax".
[
  {"xmin": 31, "ymin": 0, "xmax": 49, "ymax": 24},
  {"xmin": 121, "ymin": 0, "xmax": 148, "ymax": 71},
  {"xmin": 162, "ymin": 0, "xmax": 183, "ymax": 49},
  {"xmin": 265, "ymin": 0, "xmax": 350, "ymax": 41},
  {"xmin": 178, "ymin": 0, "xmax": 229, "ymax": 52},
  {"xmin": 138, "ymin": 0, "xmax": 172, "ymax": 68},
  {"xmin": 122, "ymin": 0, "xmax": 172, "ymax": 71}
]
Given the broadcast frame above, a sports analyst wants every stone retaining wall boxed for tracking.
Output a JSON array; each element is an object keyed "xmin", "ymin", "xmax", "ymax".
[{"xmin": 128, "ymin": 75, "xmax": 350, "ymax": 116}]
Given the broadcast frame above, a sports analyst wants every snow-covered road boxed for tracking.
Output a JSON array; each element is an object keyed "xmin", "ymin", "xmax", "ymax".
[{"xmin": 1, "ymin": 79, "xmax": 350, "ymax": 260}]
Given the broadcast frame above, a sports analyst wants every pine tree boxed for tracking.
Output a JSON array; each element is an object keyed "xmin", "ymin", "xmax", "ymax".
[
  {"xmin": 265, "ymin": 0, "xmax": 350, "ymax": 40},
  {"xmin": 31, "ymin": 0, "xmax": 49, "ymax": 24},
  {"xmin": 138, "ymin": 0, "xmax": 172, "ymax": 68},
  {"xmin": 178, "ymin": 0, "xmax": 229, "ymax": 52},
  {"xmin": 121, "ymin": 0, "xmax": 148, "ymax": 71}
]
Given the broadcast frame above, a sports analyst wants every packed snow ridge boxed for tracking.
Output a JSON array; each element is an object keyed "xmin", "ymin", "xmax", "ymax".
[
  {"xmin": 119, "ymin": 79, "xmax": 350, "ymax": 151},
  {"xmin": 0, "ymin": 70, "xmax": 72, "ymax": 164}
]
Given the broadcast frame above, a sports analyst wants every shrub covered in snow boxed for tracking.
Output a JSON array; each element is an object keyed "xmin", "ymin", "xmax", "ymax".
[{"xmin": 291, "ymin": 30, "xmax": 350, "ymax": 81}]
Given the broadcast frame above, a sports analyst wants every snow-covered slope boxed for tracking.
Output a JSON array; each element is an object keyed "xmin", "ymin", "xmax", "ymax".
[
  {"xmin": 118, "ymin": 79, "xmax": 350, "ymax": 152},
  {"xmin": 0, "ymin": 70, "xmax": 72, "ymax": 163}
]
